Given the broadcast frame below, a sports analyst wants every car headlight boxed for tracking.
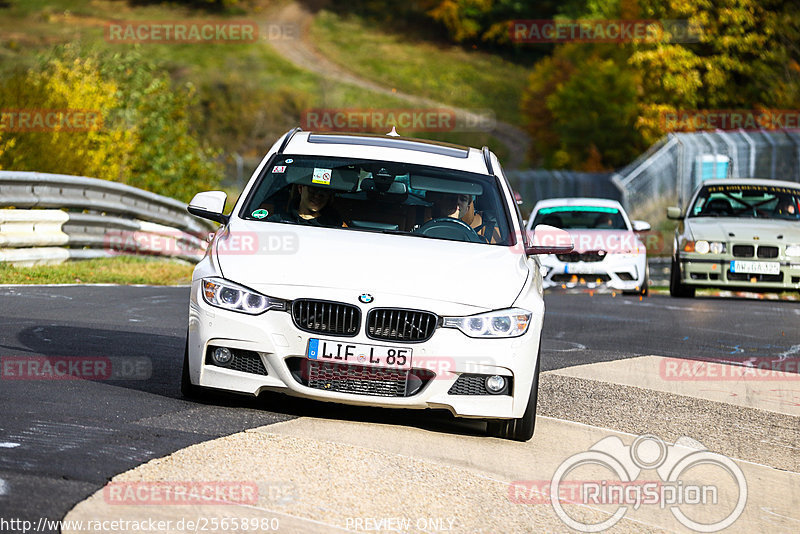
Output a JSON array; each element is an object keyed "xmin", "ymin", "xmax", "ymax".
[
  {"xmin": 684, "ymin": 240, "xmax": 725, "ymax": 254},
  {"xmin": 785, "ymin": 245, "xmax": 800, "ymax": 257},
  {"xmin": 442, "ymin": 308, "xmax": 531, "ymax": 338},
  {"xmin": 201, "ymin": 277, "xmax": 286, "ymax": 315}
]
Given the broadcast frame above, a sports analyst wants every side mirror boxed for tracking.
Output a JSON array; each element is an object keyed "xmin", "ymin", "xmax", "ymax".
[
  {"xmin": 632, "ymin": 220, "xmax": 651, "ymax": 232},
  {"xmin": 526, "ymin": 224, "xmax": 574, "ymax": 255},
  {"xmin": 514, "ymin": 191, "xmax": 524, "ymax": 205},
  {"xmin": 188, "ymin": 191, "xmax": 229, "ymax": 225},
  {"xmin": 666, "ymin": 207, "xmax": 682, "ymax": 220}
]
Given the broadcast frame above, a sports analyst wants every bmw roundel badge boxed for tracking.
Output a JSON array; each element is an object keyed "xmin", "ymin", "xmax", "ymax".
[{"xmin": 358, "ymin": 293, "xmax": 374, "ymax": 304}]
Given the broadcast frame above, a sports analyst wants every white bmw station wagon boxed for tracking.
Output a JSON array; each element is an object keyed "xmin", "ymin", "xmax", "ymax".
[{"xmin": 183, "ymin": 129, "xmax": 571, "ymax": 441}]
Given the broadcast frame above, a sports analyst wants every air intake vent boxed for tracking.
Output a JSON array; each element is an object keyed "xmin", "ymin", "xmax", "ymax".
[
  {"xmin": 757, "ymin": 246, "xmax": 778, "ymax": 258},
  {"xmin": 732, "ymin": 245, "xmax": 754, "ymax": 258}
]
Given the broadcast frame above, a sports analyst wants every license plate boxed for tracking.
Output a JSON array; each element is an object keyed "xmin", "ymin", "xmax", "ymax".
[
  {"xmin": 307, "ymin": 339, "xmax": 412, "ymax": 370},
  {"xmin": 565, "ymin": 264, "xmax": 602, "ymax": 275},
  {"xmin": 730, "ymin": 261, "xmax": 780, "ymax": 275}
]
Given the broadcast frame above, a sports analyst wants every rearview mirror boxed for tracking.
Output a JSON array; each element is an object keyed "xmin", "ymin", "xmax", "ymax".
[
  {"xmin": 666, "ymin": 206, "xmax": 682, "ymax": 220},
  {"xmin": 526, "ymin": 224, "xmax": 574, "ymax": 255},
  {"xmin": 188, "ymin": 191, "xmax": 229, "ymax": 225}
]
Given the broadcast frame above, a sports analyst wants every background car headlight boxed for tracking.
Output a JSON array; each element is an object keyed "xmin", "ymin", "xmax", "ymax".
[
  {"xmin": 785, "ymin": 245, "xmax": 800, "ymax": 257},
  {"xmin": 709, "ymin": 241, "xmax": 726, "ymax": 254},
  {"xmin": 443, "ymin": 308, "xmax": 531, "ymax": 338},
  {"xmin": 684, "ymin": 240, "xmax": 725, "ymax": 254},
  {"xmin": 202, "ymin": 278, "xmax": 286, "ymax": 315}
]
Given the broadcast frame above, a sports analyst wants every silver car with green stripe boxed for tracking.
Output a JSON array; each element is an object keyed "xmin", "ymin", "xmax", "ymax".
[{"xmin": 668, "ymin": 178, "xmax": 800, "ymax": 297}]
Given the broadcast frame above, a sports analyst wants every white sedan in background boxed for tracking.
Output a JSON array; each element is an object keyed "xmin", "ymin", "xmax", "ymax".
[{"xmin": 526, "ymin": 198, "xmax": 650, "ymax": 295}]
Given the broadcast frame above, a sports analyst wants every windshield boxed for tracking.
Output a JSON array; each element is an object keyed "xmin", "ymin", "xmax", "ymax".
[
  {"xmin": 239, "ymin": 155, "xmax": 512, "ymax": 245},
  {"xmin": 689, "ymin": 184, "xmax": 800, "ymax": 220},
  {"xmin": 531, "ymin": 206, "xmax": 629, "ymax": 230}
]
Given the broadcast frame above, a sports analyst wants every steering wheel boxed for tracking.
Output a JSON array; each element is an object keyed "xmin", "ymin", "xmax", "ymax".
[{"xmin": 413, "ymin": 217, "xmax": 484, "ymax": 243}]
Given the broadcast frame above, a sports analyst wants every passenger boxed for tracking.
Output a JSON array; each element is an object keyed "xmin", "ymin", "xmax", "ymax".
[{"xmin": 271, "ymin": 184, "xmax": 345, "ymax": 227}]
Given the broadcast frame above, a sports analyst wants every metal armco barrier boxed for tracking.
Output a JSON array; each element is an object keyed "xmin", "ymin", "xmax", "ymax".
[{"xmin": 0, "ymin": 171, "xmax": 216, "ymax": 266}]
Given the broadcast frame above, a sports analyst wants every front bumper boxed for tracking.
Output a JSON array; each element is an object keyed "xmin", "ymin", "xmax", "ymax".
[
  {"xmin": 679, "ymin": 256, "xmax": 800, "ymax": 290},
  {"xmin": 541, "ymin": 253, "xmax": 646, "ymax": 291},
  {"xmin": 186, "ymin": 283, "xmax": 542, "ymax": 420}
]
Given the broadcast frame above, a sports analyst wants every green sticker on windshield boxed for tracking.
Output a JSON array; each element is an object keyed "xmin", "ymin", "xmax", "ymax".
[{"xmin": 251, "ymin": 209, "xmax": 269, "ymax": 219}]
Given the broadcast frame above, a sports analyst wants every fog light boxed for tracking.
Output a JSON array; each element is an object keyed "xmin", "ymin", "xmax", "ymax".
[
  {"xmin": 212, "ymin": 347, "xmax": 233, "ymax": 365},
  {"xmin": 485, "ymin": 375, "xmax": 506, "ymax": 394}
]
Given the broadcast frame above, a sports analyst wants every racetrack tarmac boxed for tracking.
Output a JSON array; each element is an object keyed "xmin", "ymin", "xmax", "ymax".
[{"xmin": 0, "ymin": 286, "xmax": 797, "ymax": 532}]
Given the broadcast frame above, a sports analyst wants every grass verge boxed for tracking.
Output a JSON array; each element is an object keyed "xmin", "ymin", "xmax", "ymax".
[
  {"xmin": 0, "ymin": 256, "xmax": 194, "ymax": 285},
  {"xmin": 310, "ymin": 10, "xmax": 531, "ymax": 128}
]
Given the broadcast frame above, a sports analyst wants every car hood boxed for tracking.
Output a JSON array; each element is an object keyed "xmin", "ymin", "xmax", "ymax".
[
  {"xmin": 686, "ymin": 218, "xmax": 800, "ymax": 242},
  {"xmin": 213, "ymin": 220, "xmax": 530, "ymax": 310}
]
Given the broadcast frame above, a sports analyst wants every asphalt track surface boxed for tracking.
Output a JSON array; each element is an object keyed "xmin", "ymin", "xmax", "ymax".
[{"xmin": 0, "ymin": 286, "xmax": 798, "ymax": 530}]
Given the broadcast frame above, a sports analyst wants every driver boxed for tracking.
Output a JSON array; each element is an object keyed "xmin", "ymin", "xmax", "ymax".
[
  {"xmin": 775, "ymin": 197, "xmax": 798, "ymax": 218},
  {"xmin": 426, "ymin": 191, "xmax": 501, "ymax": 243}
]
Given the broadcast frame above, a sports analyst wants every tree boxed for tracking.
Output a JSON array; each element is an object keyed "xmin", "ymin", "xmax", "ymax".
[
  {"xmin": 0, "ymin": 46, "xmax": 221, "ymax": 202},
  {"xmin": 521, "ymin": 44, "xmax": 643, "ymax": 169}
]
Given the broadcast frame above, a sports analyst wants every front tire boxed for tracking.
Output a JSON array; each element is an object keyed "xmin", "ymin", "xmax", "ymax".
[
  {"xmin": 487, "ymin": 349, "xmax": 540, "ymax": 441},
  {"xmin": 669, "ymin": 257, "xmax": 695, "ymax": 298}
]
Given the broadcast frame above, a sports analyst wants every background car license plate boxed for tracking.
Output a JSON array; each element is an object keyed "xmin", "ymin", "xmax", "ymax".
[
  {"xmin": 307, "ymin": 339, "xmax": 412, "ymax": 370},
  {"xmin": 730, "ymin": 261, "xmax": 780, "ymax": 275}
]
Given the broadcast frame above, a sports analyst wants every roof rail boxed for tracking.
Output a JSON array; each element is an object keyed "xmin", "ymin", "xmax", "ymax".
[
  {"xmin": 278, "ymin": 127, "xmax": 302, "ymax": 154},
  {"xmin": 482, "ymin": 146, "xmax": 494, "ymax": 174}
]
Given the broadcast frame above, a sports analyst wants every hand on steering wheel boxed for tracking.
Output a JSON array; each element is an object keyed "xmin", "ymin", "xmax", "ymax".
[{"xmin": 413, "ymin": 217, "xmax": 484, "ymax": 243}]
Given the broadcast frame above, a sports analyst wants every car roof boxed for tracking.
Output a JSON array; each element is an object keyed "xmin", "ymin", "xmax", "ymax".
[
  {"xmin": 281, "ymin": 131, "xmax": 492, "ymax": 174},
  {"xmin": 700, "ymin": 178, "xmax": 800, "ymax": 189},
  {"xmin": 532, "ymin": 197, "xmax": 625, "ymax": 211}
]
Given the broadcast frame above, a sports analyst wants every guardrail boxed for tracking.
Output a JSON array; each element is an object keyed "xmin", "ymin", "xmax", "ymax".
[{"xmin": 0, "ymin": 171, "xmax": 216, "ymax": 266}]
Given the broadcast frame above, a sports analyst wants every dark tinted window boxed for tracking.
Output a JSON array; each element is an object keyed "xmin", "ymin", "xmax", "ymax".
[
  {"xmin": 690, "ymin": 184, "xmax": 800, "ymax": 220},
  {"xmin": 240, "ymin": 155, "xmax": 511, "ymax": 245},
  {"xmin": 532, "ymin": 206, "xmax": 628, "ymax": 230}
]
